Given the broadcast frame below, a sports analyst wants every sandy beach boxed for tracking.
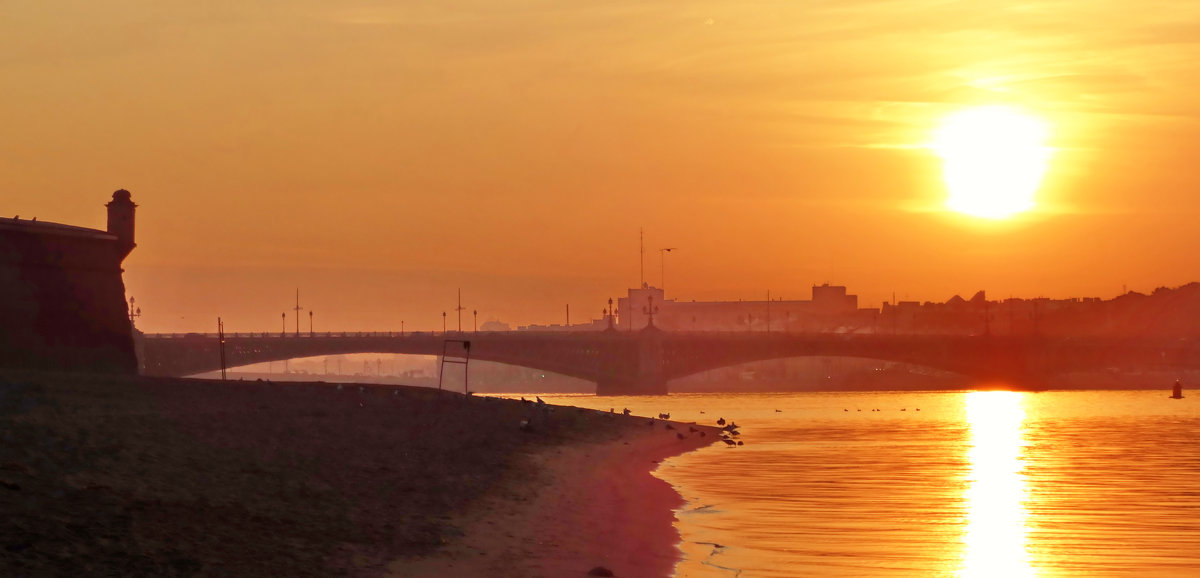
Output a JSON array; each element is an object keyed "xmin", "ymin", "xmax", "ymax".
[{"xmin": 0, "ymin": 371, "xmax": 717, "ymax": 577}]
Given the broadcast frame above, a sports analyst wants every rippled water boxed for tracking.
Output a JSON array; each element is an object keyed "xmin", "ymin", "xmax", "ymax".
[{"xmin": 533, "ymin": 390, "xmax": 1200, "ymax": 577}]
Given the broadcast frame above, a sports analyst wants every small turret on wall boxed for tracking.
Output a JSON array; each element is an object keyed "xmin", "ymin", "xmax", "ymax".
[{"xmin": 106, "ymin": 189, "xmax": 137, "ymax": 260}]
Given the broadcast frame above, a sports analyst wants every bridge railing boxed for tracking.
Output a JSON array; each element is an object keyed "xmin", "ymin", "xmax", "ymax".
[{"xmin": 142, "ymin": 331, "xmax": 456, "ymax": 339}]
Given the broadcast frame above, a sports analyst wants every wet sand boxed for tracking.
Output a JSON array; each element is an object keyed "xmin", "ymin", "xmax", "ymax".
[{"xmin": 0, "ymin": 371, "xmax": 716, "ymax": 577}]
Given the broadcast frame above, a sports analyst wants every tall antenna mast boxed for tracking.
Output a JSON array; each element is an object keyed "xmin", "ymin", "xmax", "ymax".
[
  {"xmin": 639, "ymin": 227, "xmax": 645, "ymax": 288},
  {"xmin": 293, "ymin": 288, "xmax": 303, "ymax": 335},
  {"xmin": 455, "ymin": 288, "xmax": 466, "ymax": 332}
]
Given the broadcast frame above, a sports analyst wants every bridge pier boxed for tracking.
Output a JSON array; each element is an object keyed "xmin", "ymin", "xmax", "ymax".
[
  {"xmin": 595, "ymin": 327, "xmax": 668, "ymax": 396},
  {"xmin": 596, "ymin": 376, "xmax": 668, "ymax": 396}
]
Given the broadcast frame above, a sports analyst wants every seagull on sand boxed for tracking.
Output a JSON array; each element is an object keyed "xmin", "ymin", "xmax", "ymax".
[
  {"xmin": 721, "ymin": 439, "xmax": 736, "ymax": 446},
  {"xmin": 716, "ymin": 417, "xmax": 726, "ymax": 426}
]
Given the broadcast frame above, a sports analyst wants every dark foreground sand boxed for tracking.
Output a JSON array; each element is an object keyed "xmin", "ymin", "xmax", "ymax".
[{"xmin": 0, "ymin": 371, "xmax": 716, "ymax": 577}]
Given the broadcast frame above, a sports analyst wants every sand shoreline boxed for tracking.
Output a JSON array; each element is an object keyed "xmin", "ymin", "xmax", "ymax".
[
  {"xmin": 391, "ymin": 418, "xmax": 717, "ymax": 578},
  {"xmin": 0, "ymin": 371, "xmax": 717, "ymax": 577}
]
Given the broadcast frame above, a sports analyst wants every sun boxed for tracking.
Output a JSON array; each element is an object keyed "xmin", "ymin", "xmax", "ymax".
[{"xmin": 931, "ymin": 107, "xmax": 1052, "ymax": 219}]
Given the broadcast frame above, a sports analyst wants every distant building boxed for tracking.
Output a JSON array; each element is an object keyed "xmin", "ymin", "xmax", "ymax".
[
  {"xmin": 615, "ymin": 283, "xmax": 869, "ymax": 333},
  {"xmin": 479, "ymin": 320, "xmax": 512, "ymax": 332},
  {"xmin": 0, "ymin": 190, "xmax": 139, "ymax": 373}
]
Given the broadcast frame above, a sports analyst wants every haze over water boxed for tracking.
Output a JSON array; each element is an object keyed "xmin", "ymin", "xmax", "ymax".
[{"xmin": 534, "ymin": 389, "xmax": 1200, "ymax": 577}]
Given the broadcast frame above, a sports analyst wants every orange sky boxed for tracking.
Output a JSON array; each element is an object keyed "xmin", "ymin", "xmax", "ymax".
[{"xmin": 5, "ymin": 2, "xmax": 1200, "ymax": 333}]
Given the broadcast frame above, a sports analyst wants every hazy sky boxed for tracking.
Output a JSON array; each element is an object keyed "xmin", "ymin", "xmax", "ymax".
[{"xmin": 5, "ymin": 1, "xmax": 1200, "ymax": 332}]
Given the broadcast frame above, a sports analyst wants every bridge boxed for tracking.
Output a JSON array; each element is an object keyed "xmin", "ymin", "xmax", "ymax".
[{"xmin": 138, "ymin": 327, "xmax": 1200, "ymax": 395}]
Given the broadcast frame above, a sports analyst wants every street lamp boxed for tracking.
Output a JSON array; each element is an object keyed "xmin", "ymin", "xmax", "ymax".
[
  {"xmin": 643, "ymin": 294, "xmax": 659, "ymax": 328},
  {"xmin": 442, "ymin": 311, "xmax": 447, "ymax": 333},
  {"xmin": 659, "ymin": 247, "xmax": 676, "ymax": 293},
  {"xmin": 282, "ymin": 312, "xmax": 286, "ymax": 336},
  {"xmin": 309, "ymin": 310, "xmax": 313, "ymax": 336},
  {"xmin": 128, "ymin": 296, "xmax": 141, "ymax": 328},
  {"xmin": 473, "ymin": 309, "xmax": 478, "ymax": 332}
]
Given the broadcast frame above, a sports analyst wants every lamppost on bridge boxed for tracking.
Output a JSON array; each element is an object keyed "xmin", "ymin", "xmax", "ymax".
[
  {"xmin": 442, "ymin": 311, "xmax": 447, "ymax": 333},
  {"xmin": 473, "ymin": 309, "xmax": 478, "ymax": 332},
  {"xmin": 128, "ymin": 296, "xmax": 141, "ymax": 328},
  {"xmin": 643, "ymin": 294, "xmax": 659, "ymax": 328},
  {"xmin": 282, "ymin": 312, "xmax": 286, "ymax": 337},
  {"xmin": 607, "ymin": 297, "xmax": 615, "ymax": 330},
  {"xmin": 401, "ymin": 320, "xmax": 405, "ymax": 336},
  {"xmin": 309, "ymin": 310, "xmax": 313, "ymax": 336}
]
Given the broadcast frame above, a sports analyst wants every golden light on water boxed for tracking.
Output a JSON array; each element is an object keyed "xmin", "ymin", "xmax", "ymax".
[
  {"xmin": 932, "ymin": 107, "xmax": 1052, "ymax": 220},
  {"xmin": 960, "ymin": 391, "xmax": 1034, "ymax": 577}
]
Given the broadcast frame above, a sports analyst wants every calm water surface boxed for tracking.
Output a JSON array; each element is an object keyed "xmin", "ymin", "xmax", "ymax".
[{"xmin": 532, "ymin": 390, "xmax": 1200, "ymax": 577}]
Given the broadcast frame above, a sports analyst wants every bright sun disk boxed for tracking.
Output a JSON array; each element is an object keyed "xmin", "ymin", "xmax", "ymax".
[{"xmin": 932, "ymin": 107, "xmax": 1052, "ymax": 219}]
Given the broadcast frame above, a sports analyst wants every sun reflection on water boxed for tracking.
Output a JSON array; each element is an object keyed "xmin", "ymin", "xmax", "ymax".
[{"xmin": 961, "ymin": 391, "xmax": 1034, "ymax": 577}]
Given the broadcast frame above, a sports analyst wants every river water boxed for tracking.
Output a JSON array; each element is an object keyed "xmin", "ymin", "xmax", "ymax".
[{"xmin": 531, "ymin": 389, "xmax": 1200, "ymax": 577}]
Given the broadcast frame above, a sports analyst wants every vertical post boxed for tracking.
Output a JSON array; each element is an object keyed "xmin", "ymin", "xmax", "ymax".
[
  {"xmin": 455, "ymin": 288, "xmax": 465, "ymax": 332},
  {"xmin": 442, "ymin": 311, "xmax": 447, "ymax": 333},
  {"xmin": 566, "ymin": 304, "xmax": 570, "ymax": 327},
  {"xmin": 401, "ymin": 320, "xmax": 405, "ymax": 336},
  {"xmin": 639, "ymin": 228, "xmax": 644, "ymax": 288},
  {"xmin": 766, "ymin": 290, "xmax": 771, "ymax": 333},
  {"xmin": 659, "ymin": 247, "xmax": 675, "ymax": 293},
  {"xmin": 218, "ymin": 317, "xmax": 227, "ymax": 381},
  {"xmin": 473, "ymin": 310, "xmax": 478, "ymax": 332},
  {"xmin": 282, "ymin": 312, "xmax": 286, "ymax": 337},
  {"xmin": 309, "ymin": 310, "xmax": 313, "ymax": 335},
  {"xmin": 464, "ymin": 341, "xmax": 470, "ymax": 394},
  {"xmin": 293, "ymin": 289, "xmax": 302, "ymax": 336}
]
